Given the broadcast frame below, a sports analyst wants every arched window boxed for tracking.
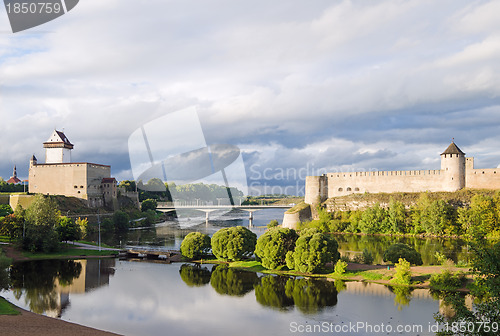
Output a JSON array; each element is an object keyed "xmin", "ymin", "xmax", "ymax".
[
  {"xmin": 338, "ymin": 188, "xmax": 343, "ymax": 192},
  {"xmin": 347, "ymin": 187, "xmax": 352, "ymax": 191},
  {"xmin": 355, "ymin": 187, "xmax": 360, "ymax": 191}
]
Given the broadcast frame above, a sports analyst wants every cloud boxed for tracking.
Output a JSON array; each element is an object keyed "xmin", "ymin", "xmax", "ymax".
[{"xmin": 1, "ymin": 0, "xmax": 500, "ymax": 193}]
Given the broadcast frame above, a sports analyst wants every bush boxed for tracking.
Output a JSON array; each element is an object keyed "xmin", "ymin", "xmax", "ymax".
[
  {"xmin": 255, "ymin": 228, "xmax": 298, "ymax": 269},
  {"xmin": 180, "ymin": 232, "xmax": 211, "ymax": 259},
  {"xmin": 113, "ymin": 211, "xmax": 130, "ymax": 233},
  {"xmin": 267, "ymin": 220, "xmax": 279, "ymax": 229},
  {"xmin": 211, "ymin": 226, "xmax": 257, "ymax": 261},
  {"xmin": 141, "ymin": 199, "xmax": 158, "ymax": 212},
  {"xmin": 383, "ymin": 243, "xmax": 423, "ymax": 265},
  {"xmin": 334, "ymin": 260, "xmax": 348, "ymax": 275},
  {"xmin": 285, "ymin": 228, "xmax": 340, "ymax": 273},
  {"xmin": 390, "ymin": 258, "xmax": 412, "ymax": 285},
  {"xmin": 429, "ymin": 270, "xmax": 465, "ymax": 291}
]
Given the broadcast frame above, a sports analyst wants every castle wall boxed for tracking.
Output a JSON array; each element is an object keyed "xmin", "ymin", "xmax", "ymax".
[
  {"xmin": 304, "ymin": 175, "xmax": 327, "ymax": 204},
  {"xmin": 29, "ymin": 163, "xmax": 110, "ymax": 207},
  {"xmin": 466, "ymin": 168, "xmax": 500, "ymax": 189},
  {"xmin": 326, "ymin": 170, "xmax": 444, "ymax": 197}
]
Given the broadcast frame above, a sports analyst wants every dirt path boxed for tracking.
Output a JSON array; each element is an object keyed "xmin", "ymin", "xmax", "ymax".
[
  {"xmin": 1, "ymin": 244, "xmax": 29, "ymax": 262},
  {"xmin": 0, "ymin": 303, "xmax": 122, "ymax": 336}
]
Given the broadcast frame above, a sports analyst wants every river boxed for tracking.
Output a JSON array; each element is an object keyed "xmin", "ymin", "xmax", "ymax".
[{"xmin": 0, "ymin": 209, "xmax": 468, "ymax": 335}]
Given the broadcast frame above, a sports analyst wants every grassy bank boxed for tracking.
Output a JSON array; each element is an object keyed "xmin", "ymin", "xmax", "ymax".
[
  {"xmin": 21, "ymin": 248, "xmax": 118, "ymax": 260},
  {"xmin": 0, "ymin": 297, "xmax": 20, "ymax": 315}
]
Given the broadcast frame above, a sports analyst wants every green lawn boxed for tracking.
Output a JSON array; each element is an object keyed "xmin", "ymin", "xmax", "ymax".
[
  {"xmin": 22, "ymin": 248, "xmax": 118, "ymax": 260},
  {"xmin": 0, "ymin": 297, "xmax": 20, "ymax": 315}
]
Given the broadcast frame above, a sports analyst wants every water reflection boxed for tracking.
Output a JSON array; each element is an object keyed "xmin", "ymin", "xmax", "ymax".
[
  {"xmin": 8, "ymin": 259, "xmax": 115, "ymax": 317},
  {"xmin": 210, "ymin": 265, "xmax": 259, "ymax": 296},
  {"xmin": 179, "ymin": 264, "xmax": 211, "ymax": 287}
]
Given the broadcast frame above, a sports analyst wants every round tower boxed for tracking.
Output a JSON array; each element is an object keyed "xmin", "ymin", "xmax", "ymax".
[{"xmin": 440, "ymin": 142, "xmax": 465, "ymax": 191}]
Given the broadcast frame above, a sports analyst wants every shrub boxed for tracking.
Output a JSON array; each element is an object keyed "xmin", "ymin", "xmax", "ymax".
[
  {"xmin": 285, "ymin": 228, "xmax": 340, "ymax": 273},
  {"xmin": 141, "ymin": 199, "xmax": 158, "ymax": 212},
  {"xmin": 390, "ymin": 258, "xmax": 412, "ymax": 285},
  {"xmin": 211, "ymin": 226, "xmax": 257, "ymax": 261},
  {"xmin": 429, "ymin": 270, "xmax": 465, "ymax": 291},
  {"xmin": 180, "ymin": 232, "xmax": 211, "ymax": 259},
  {"xmin": 255, "ymin": 228, "xmax": 298, "ymax": 269},
  {"xmin": 383, "ymin": 243, "xmax": 423, "ymax": 265},
  {"xmin": 334, "ymin": 260, "xmax": 348, "ymax": 275},
  {"xmin": 267, "ymin": 220, "xmax": 279, "ymax": 229}
]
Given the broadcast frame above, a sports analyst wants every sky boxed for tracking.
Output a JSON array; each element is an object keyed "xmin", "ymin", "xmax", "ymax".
[{"xmin": 2, "ymin": 0, "xmax": 500, "ymax": 195}]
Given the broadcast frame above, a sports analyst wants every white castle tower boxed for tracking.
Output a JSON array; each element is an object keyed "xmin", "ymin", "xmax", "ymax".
[
  {"xmin": 43, "ymin": 130, "xmax": 73, "ymax": 164},
  {"xmin": 440, "ymin": 141, "xmax": 466, "ymax": 191}
]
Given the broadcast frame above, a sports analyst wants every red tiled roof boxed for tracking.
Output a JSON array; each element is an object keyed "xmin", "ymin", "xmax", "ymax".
[
  {"xmin": 6, "ymin": 176, "xmax": 21, "ymax": 184},
  {"xmin": 102, "ymin": 178, "xmax": 116, "ymax": 183}
]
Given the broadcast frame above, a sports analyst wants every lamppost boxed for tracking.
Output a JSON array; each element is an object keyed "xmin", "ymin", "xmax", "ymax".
[{"xmin": 97, "ymin": 209, "xmax": 101, "ymax": 252}]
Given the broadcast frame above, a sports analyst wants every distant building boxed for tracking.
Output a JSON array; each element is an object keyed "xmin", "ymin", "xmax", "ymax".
[
  {"xmin": 29, "ymin": 130, "xmax": 118, "ymax": 207},
  {"xmin": 6, "ymin": 165, "xmax": 21, "ymax": 184},
  {"xmin": 305, "ymin": 142, "xmax": 500, "ymax": 204}
]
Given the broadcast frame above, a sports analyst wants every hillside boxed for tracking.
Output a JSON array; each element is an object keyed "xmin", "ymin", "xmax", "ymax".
[{"xmin": 324, "ymin": 188, "xmax": 500, "ymax": 211}]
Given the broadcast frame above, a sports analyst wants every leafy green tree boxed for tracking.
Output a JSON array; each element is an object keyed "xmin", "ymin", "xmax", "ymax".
[
  {"xmin": 285, "ymin": 228, "xmax": 340, "ymax": 273},
  {"xmin": 390, "ymin": 258, "xmax": 412, "ymax": 285},
  {"xmin": 179, "ymin": 264, "xmax": 211, "ymax": 287},
  {"xmin": 358, "ymin": 203, "xmax": 388, "ymax": 234},
  {"xmin": 211, "ymin": 226, "xmax": 256, "ymax": 261},
  {"xmin": 210, "ymin": 265, "xmax": 258, "ymax": 296},
  {"xmin": 23, "ymin": 195, "xmax": 60, "ymax": 252},
  {"xmin": 141, "ymin": 198, "xmax": 158, "ymax": 212},
  {"xmin": 333, "ymin": 259, "xmax": 348, "ymax": 275},
  {"xmin": 75, "ymin": 217, "xmax": 88, "ymax": 239},
  {"xmin": 388, "ymin": 199, "xmax": 406, "ymax": 233},
  {"xmin": 0, "ymin": 204, "xmax": 13, "ymax": 217},
  {"xmin": 255, "ymin": 228, "xmax": 298, "ymax": 269},
  {"xmin": 180, "ymin": 232, "xmax": 211, "ymax": 259},
  {"xmin": 267, "ymin": 219, "xmax": 279, "ymax": 229},
  {"xmin": 383, "ymin": 243, "xmax": 423, "ymax": 265},
  {"xmin": 434, "ymin": 236, "xmax": 500, "ymax": 336},
  {"xmin": 113, "ymin": 211, "xmax": 130, "ymax": 233},
  {"xmin": 118, "ymin": 180, "xmax": 136, "ymax": 192},
  {"xmin": 459, "ymin": 195, "xmax": 499, "ymax": 238},
  {"xmin": 56, "ymin": 216, "xmax": 81, "ymax": 242},
  {"xmin": 0, "ymin": 214, "xmax": 23, "ymax": 241}
]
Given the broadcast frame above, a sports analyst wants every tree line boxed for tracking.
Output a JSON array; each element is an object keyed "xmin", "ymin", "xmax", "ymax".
[{"xmin": 305, "ymin": 192, "xmax": 500, "ymax": 238}]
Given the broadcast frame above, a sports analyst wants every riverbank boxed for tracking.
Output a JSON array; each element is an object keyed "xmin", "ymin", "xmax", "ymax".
[
  {"xmin": 0, "ymin": 301, "xmax": 122, "ymax": 336},
  {"xmin": 198, "ymin": 259, "xmax": 472, "ymax": 291},
  {"xmin": 2, "ymin": 243, "xmax": 118, "ymax": 263}
]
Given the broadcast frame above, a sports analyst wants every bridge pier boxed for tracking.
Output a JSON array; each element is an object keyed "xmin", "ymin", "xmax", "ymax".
[{"xmin": 241, "ymin": 209, "xmax": 259, "ymax": 227}]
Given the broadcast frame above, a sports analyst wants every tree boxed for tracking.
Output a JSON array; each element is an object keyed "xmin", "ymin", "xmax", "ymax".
[
  {"xmin": 390, "ymin": 258, "xmax": 412, "ymax": 285},
  {"xmin": 179, "ymin": 264, "xmax": 211, "ymax": 287},
  {"xmin": 180, "ymin": 232, "xmax": 211, "ymax": 259},
  {"xmin": 383, "ymin": 243, "xmax": 423, "ymax": 265},
  {"xmin": 434, "ymin": 236, "xmax": 500, "ymax": 336},
  {"xmin": 75, "ymin": 217, "xmax": 88, "ymax": 239},
  {"xmin": 56, "ymin": 216, "xmax": 80, "ymax": 242},
  {"xmin": 285, "ymin": 228, "xmax": 340, "ymax": 273},
  {"xmin": 141, "ymin": 198, "xmax": 158, "ymax": 212},
  {"xmin": 255, "ymin": 228, "xmax": 298, "ymax": 269},
  {"xmin": 388, "ymin": 199, "xmax": 407, "ymax": 234},
  {"xmin": 23, "ymin": 195, "xmax": 60, "ymax": 252},
  {"xmin": 210, "ymin": 265, "xmax": 258, "ymax": 296},
  {"xmin": 0, "ymin": 214, "xmax": 23, "ymax": 241},
  {"xmin": 0, "ymin": 204, "xmax": 13, "ymax": 217},
  {"xmin": 358, "ymin": 203, "xmax": 388, "ymax": 234},
  {"xmin": 113, "ymin": 211, "xmax": 130, "ymax": 233},
  {"xmin": 211, "ymin": 226, "xmax": 256, "ymax": 261}
]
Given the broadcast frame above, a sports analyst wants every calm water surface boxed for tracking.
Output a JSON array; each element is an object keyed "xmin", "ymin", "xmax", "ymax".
[
  {"xmin": 2, "ymin": 259, "xmax": 444, "ymax": 336},
  {"xmin": 0, "ymin": 209, "xmax": 467, "ymax": 335}
]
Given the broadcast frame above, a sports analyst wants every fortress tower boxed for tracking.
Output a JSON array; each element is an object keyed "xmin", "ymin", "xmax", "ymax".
[
  {"xmin": 43, "ymin": 130, "xmax": 73, "ymax": 164},
  {"xmin": 304, "ymin": 141, "xmax": 500, "ymax": 205},
  {"xmin": 440, "ymin": 142, "xmax": 465, "ymax": 191}
]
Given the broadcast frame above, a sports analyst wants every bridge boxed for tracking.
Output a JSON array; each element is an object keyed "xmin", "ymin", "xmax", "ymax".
[{"xmin": 156, "ymin": 202, "xmax": 293, "ymax": 221}]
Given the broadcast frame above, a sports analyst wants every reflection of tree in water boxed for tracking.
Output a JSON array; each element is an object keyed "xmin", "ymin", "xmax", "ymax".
[
  {"xmin": 179, "ymin": 264, "xmax": 211, "ymax": 287},
  {"xmin": 254, "ymin": 276, "xmax": 294, "ymax": 311},
  {"xmin": 334, "ymin": 279, "xmax": 346, "ymax": 292},
  {"xmin": 0, "ymin": 256, "xmax": 10, "ymax": 291},
  {"xmin": 9, "ymin": 260, "xmax": 82, "ymax": 314},
  {"xmin": 210, "ymin": 265, "xmax": 258, "ymax": 296},
  {"xmin": 255, "ymin": 275, "xmax": 338, "ymax": 314},
  {"xmin": 388, "ymin": 285, "xmax": 414, "ymax": 310},
  {"xmin": 285, "ymin": 278, "xmax": 338, "ymax": 314}
]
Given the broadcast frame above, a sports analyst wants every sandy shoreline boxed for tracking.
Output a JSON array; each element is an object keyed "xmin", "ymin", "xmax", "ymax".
[{"xmin": 0, "ymin": 301, "xmax": 122, "ymax": 336}]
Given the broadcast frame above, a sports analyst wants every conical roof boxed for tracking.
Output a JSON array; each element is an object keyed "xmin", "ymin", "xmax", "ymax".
[{"xmin": 441, "ymin": 142, "xmax": 465, "ymax": 155}]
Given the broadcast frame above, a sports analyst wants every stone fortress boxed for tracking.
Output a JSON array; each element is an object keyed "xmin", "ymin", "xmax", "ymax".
[
  {"xmin": 304, "ymin": 142, "xmax": 500, "ymax": 205},
  {"xmin": 29, "ymin": 130, "xmax": 118, "ymax": 207}
]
